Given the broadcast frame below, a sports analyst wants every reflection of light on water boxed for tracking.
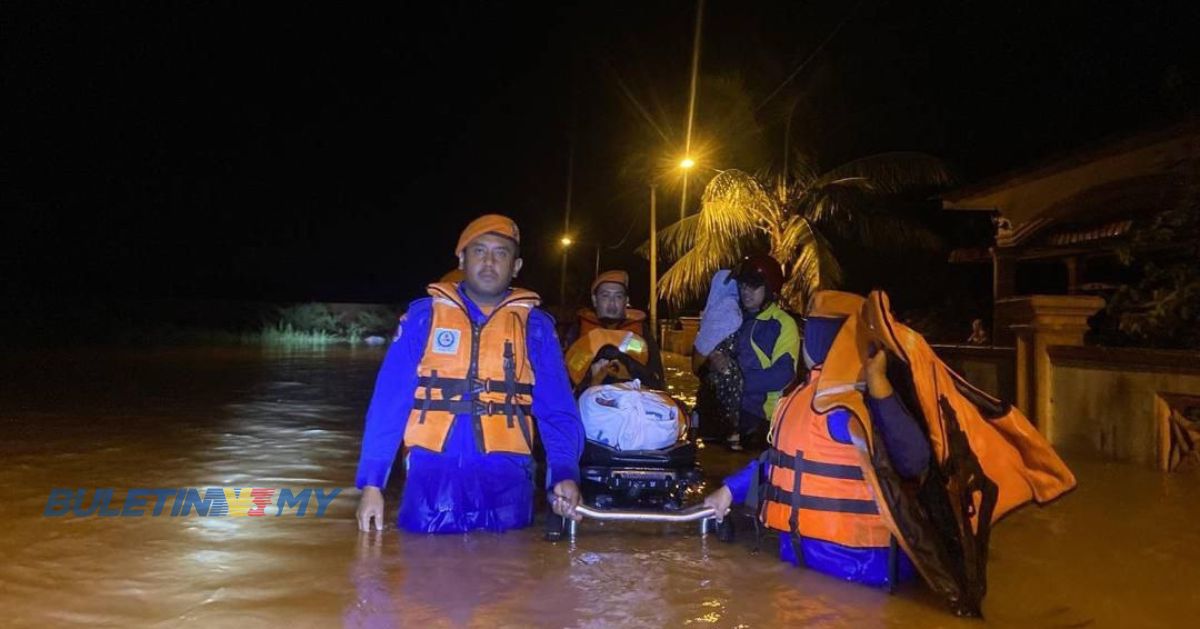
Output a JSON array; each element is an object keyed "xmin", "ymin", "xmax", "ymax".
[
  {"xmin": 187, "ymin": 515, "xmax": 249, "ymax": 546},
  {"xmin": 187, "ymin": 549, "xmax": 235, "ymax": 568},
  {"xmin": 662, "ymin": 352, "xmax": 699, "ymax": 409}
]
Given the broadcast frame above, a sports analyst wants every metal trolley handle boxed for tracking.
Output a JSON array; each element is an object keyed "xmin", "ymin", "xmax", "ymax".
[{"xmin": 566, "ymin": 504, "xmax": 719, "ymax": 540}]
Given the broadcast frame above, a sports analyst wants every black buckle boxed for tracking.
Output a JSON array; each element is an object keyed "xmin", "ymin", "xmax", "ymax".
[{"xmin": 469, "ymin": 377, "xmax": 498, "ymax": 395}]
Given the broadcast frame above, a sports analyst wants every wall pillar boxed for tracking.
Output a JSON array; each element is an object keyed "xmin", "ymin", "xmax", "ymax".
[
  {"xmin": 991, "ymin": 247, "xmax": 1018, "ymax": 345},
  {"xmin": 1000, "ymin": 295, "xmax": 1104, "ymax": 441}
]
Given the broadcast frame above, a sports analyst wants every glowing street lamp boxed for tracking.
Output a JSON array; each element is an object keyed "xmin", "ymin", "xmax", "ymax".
[
  {"xmin": 560, "ymin": 236, "xmax": 574, "ymax": 247},
  {"xmin": 679, "ymin": 157, "xmax": 696, "ymax": 170}
]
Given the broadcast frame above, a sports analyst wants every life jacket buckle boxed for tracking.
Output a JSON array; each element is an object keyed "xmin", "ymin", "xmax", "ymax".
[{"xmin": 472, "ymin": 399, "xmax": 499, "ymax": 416}]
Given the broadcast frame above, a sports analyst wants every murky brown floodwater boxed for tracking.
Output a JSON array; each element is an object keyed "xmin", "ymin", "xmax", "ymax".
[{"xmin": 1, "ymin": 347, "xmax": 1198, "ymax": 628}]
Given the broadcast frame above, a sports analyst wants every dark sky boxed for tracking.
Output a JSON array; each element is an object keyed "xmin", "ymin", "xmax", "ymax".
[{"xmin": 5, "ymin": 1, "xmax": 1198, "ymax": 309}]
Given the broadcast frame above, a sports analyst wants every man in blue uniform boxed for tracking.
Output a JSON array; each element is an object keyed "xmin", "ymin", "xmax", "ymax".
[{"xmin": 354, "ymin": 214, "xmax": 584, "ymax": 533}]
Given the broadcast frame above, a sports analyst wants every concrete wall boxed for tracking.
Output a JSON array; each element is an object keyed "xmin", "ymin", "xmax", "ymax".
[
  {"xmin": 1048, "ymin": 346, "xmax": 1200, "ymax": 466},
  {"xmin": 932, "ymin": 345, "xmax": 1016, "ymax": 401},
  {"xmin": 659, "ymin": 317, "xmax": 700, "ymax": 355}
]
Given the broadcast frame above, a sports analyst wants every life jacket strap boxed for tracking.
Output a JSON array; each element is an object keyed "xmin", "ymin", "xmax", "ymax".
[
  {"xmin": 763, "ymin": 484, "xmax": 880, "ymax": 515},
  {"xmin": 503, "ymin": 340, "xmax": 534, "ymax": 452},
  {"xmin": 416, "ymin": 374, "xmax": 533, "ymax": 397},
  {"xmin": 418, "ymin": 369, "xmax": 437, "ymax": 424},
  {"xmin": 417, "ymin": 399, "xmax": 533, "ymax": 417},
  {"xmin": 767, "ymin": 450, "xmax": 866, "ymax": 480},
  {"xmin": 789, "ymin": 448, "xmax": 803, "ymax": 534}
]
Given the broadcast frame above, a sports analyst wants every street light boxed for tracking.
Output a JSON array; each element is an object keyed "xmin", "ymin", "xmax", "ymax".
[
  {"xmin": 560, "ymin": 236, "xmax": 573, "ymax": 247},
  {"xmin": 650, "ymin": 157, "xmax": 696, "ymax": 336}
]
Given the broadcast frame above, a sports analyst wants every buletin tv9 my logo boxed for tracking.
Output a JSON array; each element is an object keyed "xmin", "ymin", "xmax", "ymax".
[{"xmin": 44, "ymin": 487, "xmax": 342, "ymax": 517}]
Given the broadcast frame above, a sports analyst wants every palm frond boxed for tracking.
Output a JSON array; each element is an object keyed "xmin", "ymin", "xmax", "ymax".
[
  {"xmin": 813, "ymin": 152, "xmax": 953, "ymax": 193},
  {"xmin": 794, "ymin": 179, "xmax": 875, "ymax": 223},
  {"xmin": 824, "ymin": 210, "xmax": 944, "ymax": 252},
  {"xmin": 771, "ymin": 215, "xmax": 814, "ymax": 265},
  {"xmin": 654, "ymin": 169, "xmax": 777, "ymax": 304},
  {"xmin": 700, "ymin": 169, "xmax": 776, "ymax": 233},
  {"xmin": 636, "ymin": 213, "xmax": 700, "ymax": 259},
  {"xmin": 787, "ymin": 150, "xmax": 821, "ymax": 189},
  {"xmin": 780, "ymin": 224, "xmax": 843, "ymax": 312},
  {"xmin": 657, "ymin": 237, "xmax": 747, "ymax": 306}
]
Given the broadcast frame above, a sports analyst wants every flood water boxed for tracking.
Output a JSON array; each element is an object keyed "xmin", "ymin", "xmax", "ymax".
[{"xmin": 1, "ymin": 347, "xmax": 1197, "ymax": 628}]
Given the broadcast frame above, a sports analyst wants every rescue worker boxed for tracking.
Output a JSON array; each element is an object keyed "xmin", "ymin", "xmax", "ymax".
[
  {"xmin": 705, "ymin": 293, "xmax": 929, "ymax": 584},
  {"xmin": 705, "ymin": 290, "xmax": 1076, "ymax": 616},
  {"xmin": 562, "ymin": 270, "xmax": 665, "ymax": 396},
  {"xmin": 711, "ymin": 255, "xmax": 799, "ymax": 450},
  {"xmin": 355, "ymin": 214, "xmax": 584, "ymax": 534}
]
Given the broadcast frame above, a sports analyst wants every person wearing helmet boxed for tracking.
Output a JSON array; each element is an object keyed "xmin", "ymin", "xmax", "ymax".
[{"xmin": 710, "ymin": 254, "xmax": 800, "ymax": 450}]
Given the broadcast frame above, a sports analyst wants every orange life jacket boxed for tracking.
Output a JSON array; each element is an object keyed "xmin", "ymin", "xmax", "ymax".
[
  {"xmin": 567, "ymin": 309, "xmax": 651, "ymax": 386},
  {"xmin": 801, "ymin": 289, "xmax": 1075, "ymax": 615},
  {"xmin": 404, "ymin": 282, "xmax": 538, "ymax": 456},
  {"xmin": 577, "ymin": 307, "xmax": 647, "ymax": 337},
  {"xmin": 760, "ymin": 367, "xmax": 893, "ymax": 550},
  {"xmin": 564, "ymin": 328, "xmax": 650, "ymax": 386}
]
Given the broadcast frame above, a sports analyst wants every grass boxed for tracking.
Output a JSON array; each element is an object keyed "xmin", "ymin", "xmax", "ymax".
[{"xmin": 256, "ymin": 323, "xmax": 358, "ymax": 347}]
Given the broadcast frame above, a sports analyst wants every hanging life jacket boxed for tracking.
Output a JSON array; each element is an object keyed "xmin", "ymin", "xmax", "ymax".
[
  {"xmin": 404, "ymin": 282, "xmax": 539, "ymax": 456},
  {"xmin": 756, "ymin": 366, "xmax": 898, "ymax": 585},
  {"xmin": 801, "ymin": 289, "xmax": 1076, "ymax": 616}
]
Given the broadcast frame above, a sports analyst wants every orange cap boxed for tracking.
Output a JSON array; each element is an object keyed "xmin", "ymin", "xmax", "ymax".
[
  {"xmin": 591, "ymin": 270, "xmax": 629, "ymax": 294},
  {"xmin": 455, "ymin": 214, "xmax": 520, "ymax": 256}
]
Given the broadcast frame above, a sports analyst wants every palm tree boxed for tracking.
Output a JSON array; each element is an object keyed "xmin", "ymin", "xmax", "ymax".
[{"xmin": 654, "ymin": 152, "xmax": 953, "ymax": 312}]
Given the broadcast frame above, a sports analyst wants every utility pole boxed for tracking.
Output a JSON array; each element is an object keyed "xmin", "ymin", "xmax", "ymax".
[
  {"xmin": 680, "ymin": 0, "xmax": 705, "ymax": 221},
  {"xmin": 559, "ymin": 141, "xmax": 574, "ymax": 307},
  {"xmin": 649, "ymin": 184, "xmax": 658, "ymax": 336}
]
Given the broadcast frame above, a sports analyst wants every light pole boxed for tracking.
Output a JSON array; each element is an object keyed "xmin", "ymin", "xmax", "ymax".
[
  {"xmin": 559, "ymin": 236, "xmax": 573, "ymax": 307},
  {"xmin": 649, "ymin": 159, "xmax": 695, "ymax": 339},
  {"xmin": 679, "ymin": 157, "xmax": 696, "ymax": 222},
  {"xmin": 679, "ymin": 157, "xmax": 695, "ymax": 221},
  {"xmin": 648, "ymin": 185, "xmax": 658, "ymax": 336},
  {"xmin": 680, "ymin": 0, "xmax": 704, "ymax": 220}
]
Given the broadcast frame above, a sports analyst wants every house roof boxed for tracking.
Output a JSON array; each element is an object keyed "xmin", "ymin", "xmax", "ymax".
[{"xmin": 942, "ymin": 120, "xmax": 1200, "ymax": 228}]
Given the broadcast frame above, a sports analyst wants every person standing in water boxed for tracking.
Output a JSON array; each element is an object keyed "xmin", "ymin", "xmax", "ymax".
[
  {"xmin": 714, "ymin": 255, "xmax": 799, "ymax": 451},
  {"xmin": 355, "ymin": 214, "xmax": 584, "ymax": 533}
]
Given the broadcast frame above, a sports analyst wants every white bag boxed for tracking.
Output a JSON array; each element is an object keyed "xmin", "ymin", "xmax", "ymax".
[{"xmin": 579, "ymin": 380, "xmax": 683, "ymax": 451}]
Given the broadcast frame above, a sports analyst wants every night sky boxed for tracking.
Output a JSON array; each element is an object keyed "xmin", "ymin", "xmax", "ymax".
[{"xmin": 5, "ymin": 1, "xmax": 1198, "ymax": 313}]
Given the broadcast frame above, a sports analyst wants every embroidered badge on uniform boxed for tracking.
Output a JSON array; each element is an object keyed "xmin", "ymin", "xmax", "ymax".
[{"xmin": 431, "ymin": 328, "xmax": 461, "ymax": 355}]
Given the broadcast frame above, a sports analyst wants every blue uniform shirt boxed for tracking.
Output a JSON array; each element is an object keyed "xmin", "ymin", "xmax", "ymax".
[{"xmin": 355, "ymin": 285, "xmax": 584, "ymax": 533}]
